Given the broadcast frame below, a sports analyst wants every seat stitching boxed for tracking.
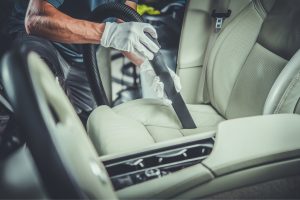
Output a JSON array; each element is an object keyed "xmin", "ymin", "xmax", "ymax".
[
  {"xmin": 263, "ymin": 58, "xmax": 289, "ymax": 114},
  {"xmin": 253, "ymin": 0, "xmax": 267, "ymax": 19},
  {"xmin": 209, "ymin": 4, "xmax": 257, "ymax": 110},
  {"xmin": 145, "ymin": 124, "xmax": 184, "ymax": 138},
  {"xmin": 144, "ymin": 125, "xmax": 157, "ymax": 143},
  {"xmin": 143, "ymin": 124, "xmax": 181, "ymax": 130},
  {"xmin": 275, "ymin": 72, "xmax": 300, "ymax": 113},
  {"xmin": 178, "ymin": 129, "xmax": 186, "ymax": 137},
  {"xmin": 220, "ymin": 6, "xmax": 265, "ymax": 117},
  {"xmin": 114, "ymin": 100, "xmax": 169, "ymax": 110},
  {"xmin": 206, "ymin": 4, "xmax": 253, "ymax": 106},
  {"xmin": 275, "ymin": 71, "xmax": 300, "ymax": 113},
  {"xmin": 115, "ymin": 104, "xmax": 173, "ymax": 115}
]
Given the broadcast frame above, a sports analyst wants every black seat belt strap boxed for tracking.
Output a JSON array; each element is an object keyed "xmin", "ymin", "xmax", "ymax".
[{"xmin": 150, "ymin": 52, "xmax": 197, "ymax": 129}]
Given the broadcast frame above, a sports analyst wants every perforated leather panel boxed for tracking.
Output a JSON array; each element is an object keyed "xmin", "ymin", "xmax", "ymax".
[
  {"xmin": 207, "ymin": 2, "xmax": 264, "ymax": 116},
  {"xmin": 226, "ymin": 43, "xmax": 287, "ymax": 118},
  {"xmin": 207, "ymin": 0, "xmax": 299, "ymax": 118}
]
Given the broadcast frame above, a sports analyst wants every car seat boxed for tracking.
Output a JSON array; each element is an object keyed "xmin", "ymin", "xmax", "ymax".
[{"xmin": 87, "ymin": 0, "xmax": 300, "ymax": 155}]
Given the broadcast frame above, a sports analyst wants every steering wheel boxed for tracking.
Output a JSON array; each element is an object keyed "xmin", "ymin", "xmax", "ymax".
[{"xmin": 1, "ymin": 46, "xmax": 117, "ymax": 199}]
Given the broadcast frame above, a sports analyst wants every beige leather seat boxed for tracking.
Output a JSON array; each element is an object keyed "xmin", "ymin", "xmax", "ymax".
[{"xmin": 88, "ymin": 0, "xmax": 300, "ymax": 155}]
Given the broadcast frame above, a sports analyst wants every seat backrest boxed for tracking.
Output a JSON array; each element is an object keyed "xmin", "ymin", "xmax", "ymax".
[{"xmin": 204, "ymin": 0, "xmax": 300, "ymax": 119}]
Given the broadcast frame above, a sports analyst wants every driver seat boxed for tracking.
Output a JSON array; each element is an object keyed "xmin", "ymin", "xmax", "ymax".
[{"xmin": 88, "ymin": 0, "xmax": 300, "ymax": 155}]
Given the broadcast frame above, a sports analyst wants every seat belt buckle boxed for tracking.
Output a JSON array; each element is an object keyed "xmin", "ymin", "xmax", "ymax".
[
  {"xmin": 212, "ymin": 9, "xmax": 231, "ymax": 32},
  {"xmin": 215, "ymin": 17, "xmax": 223, "ymax": 32}
]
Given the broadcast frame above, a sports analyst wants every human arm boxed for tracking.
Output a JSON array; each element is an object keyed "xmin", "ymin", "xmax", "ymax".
[
  {"xmin": 25, "ymin": 0, "xmax": 105, "ymax": 44},
  {"xmin": 25, "ymin": 0, "xmax": 159, "ymax": 60}
]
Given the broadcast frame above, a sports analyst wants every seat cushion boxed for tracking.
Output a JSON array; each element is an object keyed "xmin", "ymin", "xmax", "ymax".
[{"xmin": 87, "ymin": 99, "xmax": 224, "ymax": 155}]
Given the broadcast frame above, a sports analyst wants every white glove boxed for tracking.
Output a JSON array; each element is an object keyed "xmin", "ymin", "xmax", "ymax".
[
  {"xmin": 101, "ymin": 22, "xmax": 160, "ymax": 60},
  {"xmin": 140, "ymin": 60, "xmax": 181, "ymax": 105}
]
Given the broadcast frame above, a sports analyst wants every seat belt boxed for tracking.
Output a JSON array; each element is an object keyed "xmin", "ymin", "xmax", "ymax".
[
  {"xmin": 149, "ymin": 0, "xmax": 231, "ymax": 128},
  {"xmin": 198, "ymin": 0, "xmax": 231, "ymax": 103}
]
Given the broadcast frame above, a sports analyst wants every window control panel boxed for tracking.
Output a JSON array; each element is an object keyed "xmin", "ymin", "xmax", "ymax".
[{"xmin": 103, "ymin": 138, "xmax": 214, "ymax": 190}]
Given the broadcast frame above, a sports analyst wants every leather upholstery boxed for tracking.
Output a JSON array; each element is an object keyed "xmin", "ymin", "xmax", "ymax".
[
  {"xmin": 88, "ymin": 0, "xmax": 300, "ymax": 155},
  {"xmin": 295, "ymin": 100, "xmax": 300, "ymax": 114},
  {"xmin": 88, "ymin": 99, "xmax": 224, "ymax": 155},
  {"xmin": 258, "ymin": 0, "xmax": 300, "ymax": 60},
  {"xmin": 259, "ymin": 0, "xmax": 276, "ymax": 13},
  {"xmin": 264, "ymin": 50, "xmax": 300, "ymax": 114}
]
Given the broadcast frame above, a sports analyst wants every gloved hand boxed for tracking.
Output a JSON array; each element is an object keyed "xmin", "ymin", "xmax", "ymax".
[
  {"xmin": 140, "ymin": 60, "xmax": 181, "ymax": 105},
  {"xmin": 101, "ymin": 22, "xmax": 160, "ymax": 62}
]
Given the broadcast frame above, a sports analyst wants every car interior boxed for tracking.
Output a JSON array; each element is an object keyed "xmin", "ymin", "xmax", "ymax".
[{"xmin": 0, "ymin": 0, "xmax": 300, "ymax": 199}]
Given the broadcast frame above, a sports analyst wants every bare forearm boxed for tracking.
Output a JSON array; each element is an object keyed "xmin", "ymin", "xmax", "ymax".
[
  {"xmin": 27, "ymin": 15, "xmax": 105, "ymax": 44},
  {"xmin": 25, "ymin": 0, "xmax": 105, "ymax": 44}
]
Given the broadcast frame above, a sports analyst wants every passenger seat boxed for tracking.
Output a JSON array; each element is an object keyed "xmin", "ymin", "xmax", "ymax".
[{"xmin": 88, "ymin": 0, "xmax": 300, "ymax": 155}]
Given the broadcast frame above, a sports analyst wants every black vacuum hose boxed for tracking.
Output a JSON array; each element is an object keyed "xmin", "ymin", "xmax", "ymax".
[
  {"xmin": 82, "ymin": 3, "xmax": 143, "ymax": 106},
  {"xmin": 83, "ymin": 3, "xmax": 196, "ymax": 129}
]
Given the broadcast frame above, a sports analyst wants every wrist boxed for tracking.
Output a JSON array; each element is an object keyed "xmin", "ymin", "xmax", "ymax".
[
  {"xmin": 100, "ymin": 22, "xmax": 118, "ymax": 47},
  {"xmin": 97, "ymin": 23, "xmax": 106, "ymax": 43}
]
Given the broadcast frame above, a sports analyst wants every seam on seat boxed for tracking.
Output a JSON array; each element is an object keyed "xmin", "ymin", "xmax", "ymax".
[
  {"xmin": 143, "ymin": 124, "xmax": 181, "ymax": 130},
  {"xmin": 178, "ymin": 129, "xmax": 191, "ymax": 137},
  {"xmin": 253, "ymin": 0, "xmax": 267, "ymax": 19},
  {"xmin": 144, "ymin": 125, "xmax": 158, "ymax": 142},
  {"xmin": 115, "ymin": 102, "xmax": 181, "ymax": 128},
  {"xmin": 275, "ymin": 71, "xmax": 300, "ymax": 113},
  {"xmin": 187, "ymin": 105, "xmax": 219, "ymax": 114},
  {"xmin": 179, "ymin": 125, "xmax": 217, "ymax": 136},
  {"xmin": 145, "ymin": 125, "xmax": 185, "ymax": 142},
  {"xmin": 177, "ymin": 129, "xmax": 185, "ymax": 137},
  {"xmin": 257, "ymin": 47, "xmax": 288, "ymax": 63},
  {"xmin": 113, "ymin": 99, "xmax": 169, "ymax": 109},
  {"xmin": 115, "ymin": 102, "xmax": 173, "ymax": 116},
  {"xmin": 209, "ymin": 103, "xmax": 225, "ymax": 119},
  {"xmin": 294, "ymin": 98, "xmax": 300, "ymax": 113},
  {"xmin": 188, "ymin": 104, "xmax": 225, "ymax": 119},
  {"xmin": 224, "ymin": 42, "xmax": 258, "ymax": 118},
  {"xmin": 209, "ymin": 3, "xmax": 259, "ymax": 108}
]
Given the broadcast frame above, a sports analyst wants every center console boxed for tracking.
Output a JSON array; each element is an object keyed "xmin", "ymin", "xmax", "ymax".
[
  {"xmin": 101, "ymin": 115, "xmax": 300, "ymax": 199},
  {"xmin": 103, "ymin": 138, "xmax": 214, "ymax": 190}
]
